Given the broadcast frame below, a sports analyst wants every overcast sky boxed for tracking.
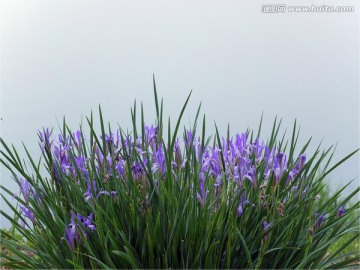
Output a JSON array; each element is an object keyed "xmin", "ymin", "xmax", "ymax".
[{"xmin": 1, "ymin": 1, "xmax": 359, "ymax": 229}]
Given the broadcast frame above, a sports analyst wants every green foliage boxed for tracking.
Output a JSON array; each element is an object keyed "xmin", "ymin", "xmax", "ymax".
[
  {"xmin": 320, "ymin": 186, "xmax": 360, "ymax": 259},
  {"xmin": 1, "ymin": 80, "xmax": 359, "ymax": 269}
]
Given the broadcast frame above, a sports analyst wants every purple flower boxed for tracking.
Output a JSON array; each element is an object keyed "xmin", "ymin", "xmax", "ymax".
[
  {"xmin": 291, "ymin": 185, "xmax": 298, "ymax": 192},
  {"xmin": 93, "ymin": 145, "xmax": 104, "ymax": 167},
  {"xmin": 71, "ymin": 155, "xmax": 88, "ymax": 179},
  {"xmin": 273, "ymin": 152, "xmax": 287, "ymax": 184},
  {"xmin": 122, "ymin": 135, "xmax": 134, "ymax": 153},
  {"xmin": 105, "ymin": 133, "xmax": 114, "ymax": 144},
  {"xmin": 174, "ymin": 138, "xmax": 184, "ymax": 168},
  {"xmin": 263, "ymin": 221, "xmax": 270, "ymax": 240},
  {"xmin": 296, "ymin": 154, "xmax": 306, "ymax": 171},
  {"xmin": 337, "ymin": 205, "xmax": 346, "ymax": 217},
  {"xmin": 76, "ymin": 213, "xmax": 96, "ymax": 233},
  {"xmin": 32, "ymin": 188, "xmax": 43, "ymax": 209},
  {"xmin": 196, "ymin": 173, "xmax": 208, "ymax": 207},
  {"xmin": 63, "ymin": 212, "xmax": 96, "ymax": 251},
  {"xmin": 53, "ymin": 139, "xmax": 71, "ymax": 175},
  {"xmin": 144, "ymin": 125, "xmax": 158, "ymax": 148},
  {"xmin": 263, "ymin": 164, "xmax": 271, "ymax": 180},
  {"xmin": 251, "ymin": 139, "xmax": 265, "ymax": 163},
  {"xmin": 315, "ymin": 212, "xmax": 325, "ymax": 228},
  {"xmin": 64, "ymin": 221, "xmax": 76, "ymax": 252},
  {"xmin": 101, "ymin": 133, "xmax": 115, "ymax": 152},
  {"xmin": 84, "ymin": 180, "xmax": 97, "ymax": 202},
  {"xmin": 19, "ymin": 205, "xmax": 35, "ymax": 226},
  {"xmin": 75, "ymin": 156, "xmax": 86, "ymax": 170},
  {"xmin": 263, "ymin": 221, "xmax": 270, "ymax": 231},
  {"xmin": 288, "ymin": 154, "xmax": 306, "ymax": 182},
  {"xmin": 287, "ymin": 168, "xmax": 299, "ymax": 182},
  {"xmin": 237, "ymin": 193, "xmax": 249, "ymax": 217},
  {"xmin": 245, "ymin": 166, "xmax": 257, "ymax": 188},
  {"xmin": 185, "ymin": 130, "xmax": 194, "ymax": 149},
  {"xmin": 153, "ymin": 146, "xmax": 167, "ymax": 175},
  {"xmin": 132, "ymin": 161, "xmax": 145, "ymax": 181},
  {"xmin": 52, "ymin": 160, "xmax": 64, "ymax": 185},
  {"xmin": 38, "ymin": 128, "xmax": 53, "ymax": 152},
  {"xmin": 19, "ymin": 178, "xmax": 31, "ymax": 203},
  {"xmin": 72, "ymin": 130, "xmax": 83, "ymax": 151},
  {"xmin": 58, "ymin": 134, "xmax": 70, "ymax": 147},
  {"xmin": 115, "ymin": 158, "xmax": 126, "ymax": 179},
  {"xmin": 235, "ymin": 133, "xmax": 247, "ymax": 156},
  {"xmin": 264, "ymin": 146, "xmax": 272, "ymax": 162}
]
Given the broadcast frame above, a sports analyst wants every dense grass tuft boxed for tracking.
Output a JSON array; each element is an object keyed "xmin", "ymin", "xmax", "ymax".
[{"xmin": 1, "ymin": 80, "xmax": 359, "ymax": 269}]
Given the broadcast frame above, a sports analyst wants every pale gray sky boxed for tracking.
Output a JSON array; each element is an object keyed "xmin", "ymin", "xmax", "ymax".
[{"xmin": 1, "ymin": 1, "xmax": 359, "ymax": 228}]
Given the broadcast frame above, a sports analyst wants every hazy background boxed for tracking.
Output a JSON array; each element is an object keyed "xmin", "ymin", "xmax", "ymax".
[{"xmin": 1, "ymin": 1, "xmax": 359, "ymax": 229}]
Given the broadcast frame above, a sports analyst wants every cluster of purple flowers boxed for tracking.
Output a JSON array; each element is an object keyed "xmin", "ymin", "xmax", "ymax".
[
  {"xmin": 37, "ymin": 126, "xmax": 328, "ymax": 201},
  {"xmin": 45, "ymin": 127, "xmax": 306, "ymax": 196},
  {"xmin": 13, "ymin": 126, "xmax": 345, "ymax": 250},
  {"xmin": 63, "ymin": 212, "xmax": 96, "ymax": 251},
  {"xmin": 17, "ymin": 178, "xmax": 42, "ymax": 227},
  {"xmin": 314, "ymin": 205, "xmax": 346, "ymax": 230}
]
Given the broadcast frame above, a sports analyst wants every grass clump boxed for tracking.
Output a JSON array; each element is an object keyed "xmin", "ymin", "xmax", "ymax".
[{"xmin": 1, "ymin": 79, "xmax": 359, "ymax": 269}]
